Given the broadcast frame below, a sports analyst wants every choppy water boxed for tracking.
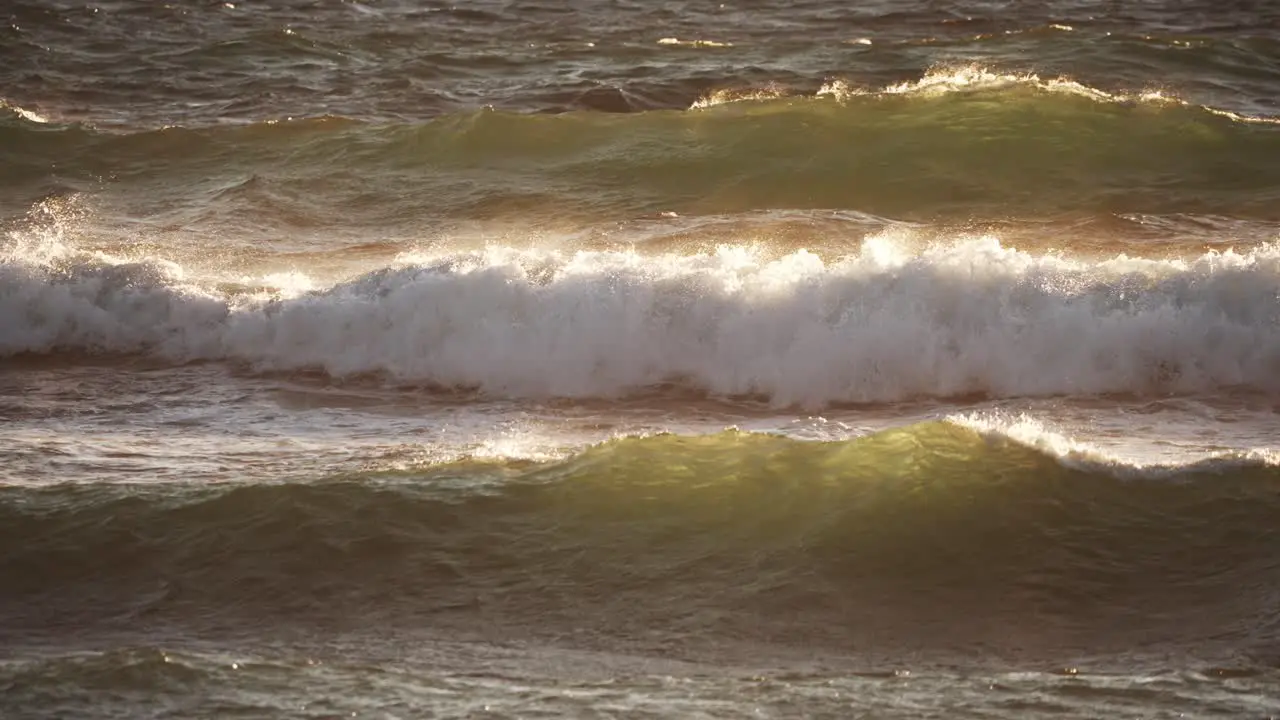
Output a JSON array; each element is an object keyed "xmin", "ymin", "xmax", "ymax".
[{"xmin": 3, "ymin": 1, "xmax": 1280, "ymax": 718}]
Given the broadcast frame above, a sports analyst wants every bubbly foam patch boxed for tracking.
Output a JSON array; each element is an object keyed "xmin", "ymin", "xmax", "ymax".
[{"xmin": 5, "ymin": 230, "xmax": 1280, "ymax": 406}]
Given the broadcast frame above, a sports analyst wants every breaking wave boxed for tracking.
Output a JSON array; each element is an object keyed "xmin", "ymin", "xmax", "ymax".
[
  {"xmin": 3, "ymin": 232, "xmax": 1280, "ymax": 405},
  {"xmin": 3, "ymin": 420, "xmax": 1278, "ymax": 652}
]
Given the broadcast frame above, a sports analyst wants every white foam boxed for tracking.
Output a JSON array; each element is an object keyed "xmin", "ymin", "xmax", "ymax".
[
  {"xmin": 814, "ymin": 64, "xmax": 1178, "ymax": 105},
  {"xmin": 950, "ymin": 411, "xmax": 1280, "ymax": 477},
  {"xmin": 1, "ymin": 99, "xmax": 49, "ymax": 124},
  {"xmin": 796, "ymin": 65, "xmax": 1279, "ymax": 124},
  {"xmin": 5, "ymin": 233, "xmax": 1280, "ymax": 407},
  {"xmin": 690, "ymin": 85, "xmax": 789, "ymax": 109},
  {"xmin": 657, "ymin": 37, "xmax": 734, "ymax": 48}
]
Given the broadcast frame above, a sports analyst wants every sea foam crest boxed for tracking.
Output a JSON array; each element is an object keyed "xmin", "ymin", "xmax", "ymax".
[
  {"xmin": 3, "ymin": 234, "xmax": 1280, "ymax": 406},
  {"xmin": 815, "ymin": 64, "xmax": 1181, "ymax": 105},
  {"xmin": 694, "ymin": 64, "xmax": 1279, "ymax": 124},
  {"xmin": 692, "ymin": 63, "xmax": 1177, "ymax": 110},
  {"xmin": 0, "ymin": 99, "xmax": 49, "ymax": 124},
  {"xmin": 947, "ymin": 412, "xmax": 1280, "ymax": 478}
]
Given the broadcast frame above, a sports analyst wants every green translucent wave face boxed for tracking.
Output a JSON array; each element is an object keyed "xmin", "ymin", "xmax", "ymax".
[
  {"xmin": 5, "ymin": 86, "xmax": 1280, "ymax": 225},
  {"xmin": 3, "ymin": 423, "xmax": 1279, "ymax": 647}
]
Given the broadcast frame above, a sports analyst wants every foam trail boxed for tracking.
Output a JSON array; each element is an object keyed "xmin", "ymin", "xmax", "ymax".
[{"xmin": 3, "ymin": 235, "xmax": 1280, "ymax": 406}]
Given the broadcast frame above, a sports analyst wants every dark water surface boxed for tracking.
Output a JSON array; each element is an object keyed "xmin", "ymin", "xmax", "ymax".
[{"xmin": 3, "ymin": 1, "xmax": 1280, "ymax": 718}]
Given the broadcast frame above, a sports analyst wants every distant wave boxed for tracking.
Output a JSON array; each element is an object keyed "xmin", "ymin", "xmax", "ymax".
[
  {"xmin": 4, "ymin": 232, "xmax": 1280, "ymax": 405},
  {"xmin": 4, "ymin": 67, "xmax": 1280, "ymax": 222},
  {"xmin": 3, "ymin": 420, "xmax": 1278, "ymax": 649},
  {"xmin": 697, "ymin": 64, "xmax": 1277, "ymax": 119}
]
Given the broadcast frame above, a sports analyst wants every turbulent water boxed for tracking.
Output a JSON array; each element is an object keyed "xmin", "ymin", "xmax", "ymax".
[{"xmin": 4, "ymin": 1, "xmax": 1280, "ymax": 718}]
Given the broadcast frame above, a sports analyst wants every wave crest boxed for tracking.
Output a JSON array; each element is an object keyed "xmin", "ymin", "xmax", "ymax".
[
  {"xmin": 6, "ymin": 233, "xmax": 1280, "ymax": 404},
  {"xmin": 3, "ymin": 422, "xmax": 1278, "ymax": 649},
  {"xmin": 5, "ymin": 68, "xmax": 1280, "ymax": 222}
]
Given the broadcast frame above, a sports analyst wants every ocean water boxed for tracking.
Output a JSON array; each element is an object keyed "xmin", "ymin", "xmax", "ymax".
[{"xmin": 3, "ymin": 1, "xmax": 1280, "ymax": 717}]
